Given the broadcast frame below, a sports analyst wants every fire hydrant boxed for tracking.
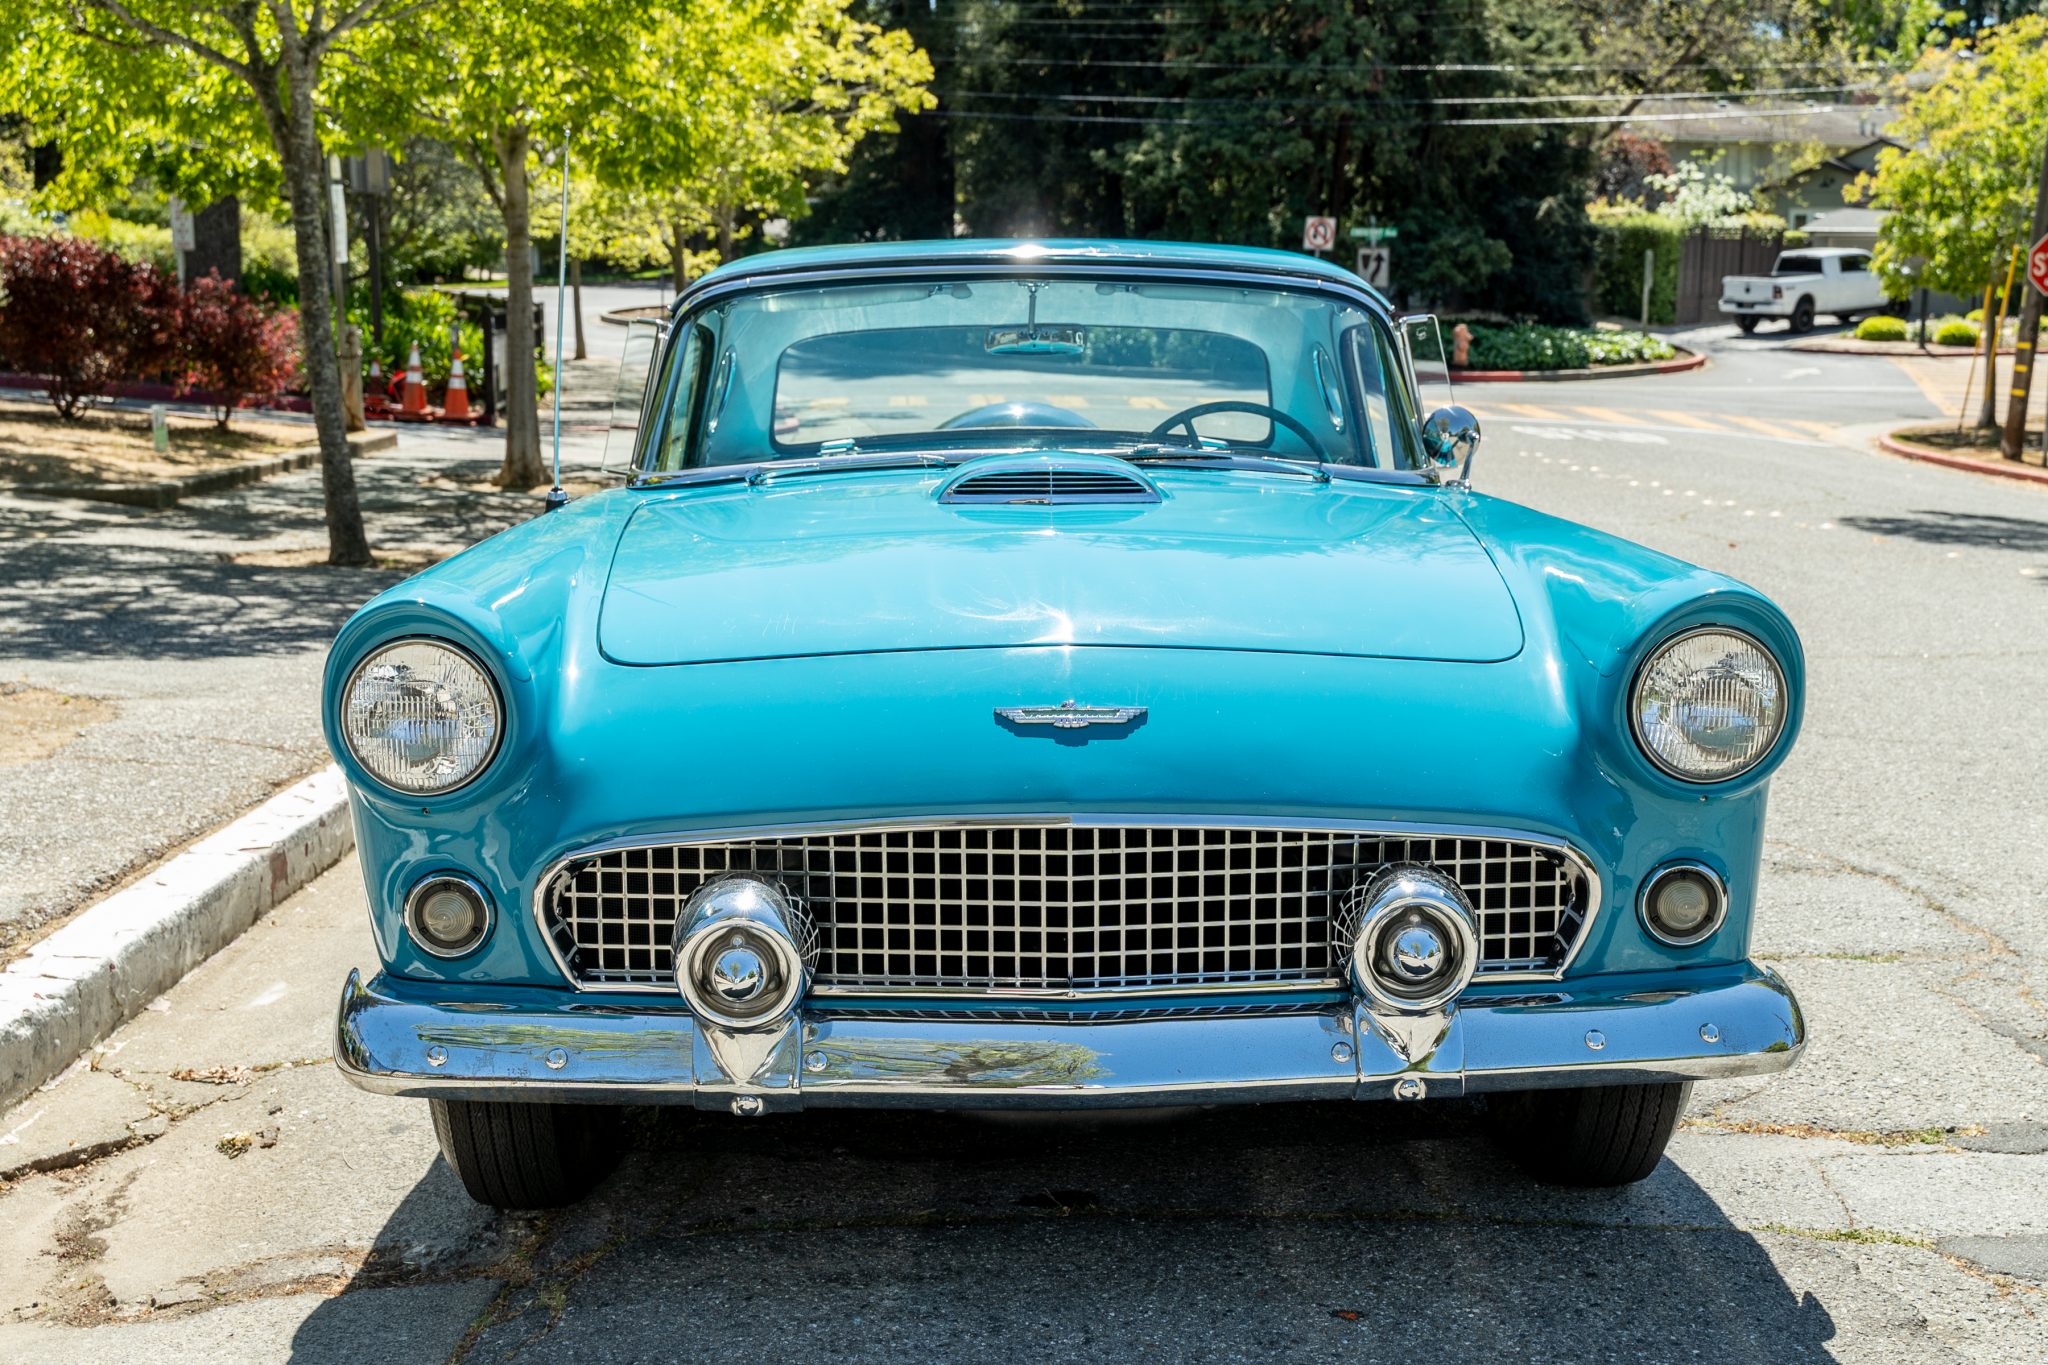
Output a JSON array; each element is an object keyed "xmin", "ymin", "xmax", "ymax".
[{"xmin": 1451, "ymin": 322, "xmax": 1472, "ymax": 369}]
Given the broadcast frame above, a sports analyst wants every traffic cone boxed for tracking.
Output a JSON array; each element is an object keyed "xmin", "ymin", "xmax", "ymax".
[
  {"xmin": 442, "ymin": 346, "xmax": 472, "ymax": 421},
  {"xmin": 364, "ymin": 358, "xmax": 389, "ymax": 415},
  {"xmin": 401, "ymin": 342, "xmax": 428, "ymax": 418}
]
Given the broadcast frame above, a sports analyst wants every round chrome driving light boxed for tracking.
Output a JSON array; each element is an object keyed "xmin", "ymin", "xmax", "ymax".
[
  {"xmin": 404, "ymin": 874, "xmax": 493, "ymax": 958},
  {"xmin": 1639, "ymin": 862, "xmax": 1728, "ymax": 947},
  {"xmin": 673, "ymin": 877, "xmax": 817, "ymax": 1030},
  {"xmin": 1632, "ymin": 628, "xmax": 1786, "ymax": 783},
  {"xmin": 341, "ymin": 640, "xmax": 502, "ymax": 795},
  {"xmin": 1333, "ymin": 865, "xmax": 1479, "ymax": 1014}
]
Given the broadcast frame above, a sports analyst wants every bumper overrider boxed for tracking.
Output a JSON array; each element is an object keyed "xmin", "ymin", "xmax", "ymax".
[{"xmin": 335, "ymin": 959, "xmax": 1804, "ymax": 1112}]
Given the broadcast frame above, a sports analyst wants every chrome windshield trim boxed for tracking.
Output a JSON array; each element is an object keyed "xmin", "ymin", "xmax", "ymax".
[{"xmin": 530, "ymin": 815, "xmax": 1603, "ymax": 997}]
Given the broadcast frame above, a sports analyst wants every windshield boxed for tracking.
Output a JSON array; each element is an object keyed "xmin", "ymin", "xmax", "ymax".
[{"xmin": 639, "ymin": 275, "xmax": 1423, "ymax": 473}]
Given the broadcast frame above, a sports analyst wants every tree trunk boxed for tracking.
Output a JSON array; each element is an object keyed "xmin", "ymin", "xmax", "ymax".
[
  {"xmin": 1976, "ymin": 280, "xmax": 2000, "ymax": 430},
  {"xmin": 495, "ymin": 126, "xmax": 545, "ymax": 488},
  {"xmin": 716, "ymin": 203, "xmax": 737, "ymax": 263},
  {"xmin": 571, "ymin": 257, "xmax": 587, "ymax": 361},
  {"xmin": 189, "ymin": 197, "xmax": 242, "ymax": 286},
  {"xmin": 670, "ymin": 221, "xmax": 689, "ymax": 292},
  {"xmin": 278, "ymin": 55, "xmax": 371, "ymax": 565}
]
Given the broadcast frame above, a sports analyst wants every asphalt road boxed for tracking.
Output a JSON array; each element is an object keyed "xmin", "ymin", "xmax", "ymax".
[{"xmin": 3, "ymin": 326, "xmax": 2045, "ymax": 1362}]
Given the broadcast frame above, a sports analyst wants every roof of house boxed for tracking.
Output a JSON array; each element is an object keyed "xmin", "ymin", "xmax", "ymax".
[
  {"xmin": 1800, "ymin": 208, "xmax": 1888, "ymax": 236},
  {"xmin": 1623, "ymin": 99, "xmax": 1895, "ymax": 147}
]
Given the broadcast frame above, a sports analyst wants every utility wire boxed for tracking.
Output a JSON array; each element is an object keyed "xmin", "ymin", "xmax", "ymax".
[{"xmin": 933, "ymin": 82, "xmax": 1880, "ymax": 107}]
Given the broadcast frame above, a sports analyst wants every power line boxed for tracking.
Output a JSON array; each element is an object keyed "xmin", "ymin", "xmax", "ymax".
[
  {"xmin": 934, "ymin": 82, "xmax": 1880, "ymax": 108},
  {"xmin": 922, "ymin": 103, "xmax": 1875, "ymax": 129}
]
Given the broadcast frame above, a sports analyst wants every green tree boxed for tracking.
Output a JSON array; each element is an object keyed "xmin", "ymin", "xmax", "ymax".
[
  {"xmin": 1862, "ymin": 20, "xmax": 2048, "ymax": 304},
  {"xmin": 0, "ymin": 0, "xmax": 419, "ymax": 565},
  {"xmin": 593, "ymin": 0, "xmax": 934, "ymax": 284}
]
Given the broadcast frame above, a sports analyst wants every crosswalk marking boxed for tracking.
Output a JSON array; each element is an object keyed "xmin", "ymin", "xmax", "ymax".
[
  {"xmin": 1572, "ymin": 405, "xmax": 1646, "ymax": 426},
  {"xmin": 1649, "ymin": 409, "xmax": 1729, "ymax": 432},
  {"xmin": 1720, "ymin": 413, "xmax": 1811, "ymax": 442},
  {"xmin": 1783, "ymin": 419, "xmax": 1837, "ymax": 437},
  {"xmin": 1126, "ymin": 396, "xmax": 1170, "ymax": 410},
  {"xmin": 886, "ymin": 394, "xmax": 928, "ymax": 408},
  {"xmin": 1499, "ymin": 403, "xmax": 1554, "ymax": 418}
]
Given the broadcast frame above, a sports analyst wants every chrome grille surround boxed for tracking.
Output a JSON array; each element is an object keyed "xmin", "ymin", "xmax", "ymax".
[{"xmin": 534, "ymin": 818, "xmax": 1598, "ymax": 997}]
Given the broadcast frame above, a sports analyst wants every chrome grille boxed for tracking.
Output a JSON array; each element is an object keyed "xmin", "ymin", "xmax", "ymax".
[
  {"xmin": 539, "ymin": 824, "xmax": 1593, "ymax": 994},
  {"xmin": 941, "ymin": 468, "xmax": 1158, "ymax": 505}
]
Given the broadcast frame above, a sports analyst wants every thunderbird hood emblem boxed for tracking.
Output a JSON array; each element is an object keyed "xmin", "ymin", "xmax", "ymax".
[{"xmin": 996, "ymin": 700, "xmax": 1146, "ymax": 730}]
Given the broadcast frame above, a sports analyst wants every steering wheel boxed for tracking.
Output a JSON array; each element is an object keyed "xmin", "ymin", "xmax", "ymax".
[{"xmin": 1147, "ymin": 400, "xmax": 1329, "ymax": 461}]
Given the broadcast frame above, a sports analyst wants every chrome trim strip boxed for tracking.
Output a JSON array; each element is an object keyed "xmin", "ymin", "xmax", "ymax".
[
  {"xmin": 334, "ymin": 963, "xmax": 1804, "ymax": 1106},
  {"xmin": 528, "ymin": 815, "xmax": 1604, "ymax": 997}
]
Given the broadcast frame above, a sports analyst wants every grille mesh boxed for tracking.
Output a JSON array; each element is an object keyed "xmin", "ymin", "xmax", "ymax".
[{"xmin": 540, "ymin": 824, "xmax": 1592, "ymax": 994}]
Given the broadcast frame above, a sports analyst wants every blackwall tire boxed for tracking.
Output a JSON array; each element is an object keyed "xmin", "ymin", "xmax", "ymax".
[
  {"xmin": 430, "ymin": 1099, "xmax": 624, "ymax": 1209},
  {"xmin": 1492, "ymin": 1081, "xmax": 1692, "ymax": 1187},
  {"xmin": 1734, "ymin": 316, "xmax": 1759, "ymax": 334},
  {"xmin": 1789, "ymin": 298, "xmax": 1816, "ymax": 333}
]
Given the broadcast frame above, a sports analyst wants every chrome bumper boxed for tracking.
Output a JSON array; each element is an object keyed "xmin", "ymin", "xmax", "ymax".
[{"xmin": 335, "ymin": 964, "xmax": 1804, "ymax": 1110}]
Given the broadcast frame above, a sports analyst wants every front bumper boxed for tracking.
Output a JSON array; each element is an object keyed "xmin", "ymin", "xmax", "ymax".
[{"xmin": 335, "ymin": 964, "xmax": 1804, "ymax": 1110}]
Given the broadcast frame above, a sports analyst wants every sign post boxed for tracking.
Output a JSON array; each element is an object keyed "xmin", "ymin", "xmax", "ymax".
[
  {"xmin": 1302, "ymin": 215, "xmax": 1337, "ymax": 256},
  {"xmin": 1349, "ymin": 222, "xmax": 1396, "ymax": 291}
]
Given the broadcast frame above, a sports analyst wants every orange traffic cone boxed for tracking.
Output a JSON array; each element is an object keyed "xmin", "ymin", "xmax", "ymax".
[
  {"xmin": 400, "ymin": 342, "xmax": 428, "ymax": 418},
  {"xmin": 443, "ymin": 346, "xmax": 472, "ymax": 421},
  {"xmin": 364, "ymin": 358, "xmax": 389, "ymax": 415}
]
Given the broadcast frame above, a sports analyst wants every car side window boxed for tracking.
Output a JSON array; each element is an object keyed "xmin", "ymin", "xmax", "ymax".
[
  {"xmin": 646, "ymin": 323, "xmax": 713, "ymax": 473},
  {"xmin": 1841, "ymin": 254, "xmax": 1870, "ymax": 273},
  {"xmin": 1344, "ymin": 322, "xmax": 1421, "ymax": 470}
]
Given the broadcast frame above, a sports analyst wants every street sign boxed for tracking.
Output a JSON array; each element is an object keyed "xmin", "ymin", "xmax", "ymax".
[
  {"xmin": 1303, "ymin": 216, "xmax": 1337, "ymax": 253},
  {"xmin": 1356, "ymin": 245, "xmax": 1391, "ymax": 290},
  {"xmin": 1349, "ymin": 224, "xmax": 1399, "ymax": 244},
  {"xmin": 2029, "ymin": 232, "xmax": 2048, "ymax": 297}
]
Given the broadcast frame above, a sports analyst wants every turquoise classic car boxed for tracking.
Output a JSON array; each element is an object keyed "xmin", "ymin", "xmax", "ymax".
[{"xmin": 327, "ymin": 239, "xmax": 1805, "ymax": 1210}]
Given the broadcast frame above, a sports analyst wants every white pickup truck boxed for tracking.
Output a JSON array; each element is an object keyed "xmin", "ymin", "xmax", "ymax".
[{"xmin": 1720, "ymin": 247, "xmax": 1893, "ymax": 334}]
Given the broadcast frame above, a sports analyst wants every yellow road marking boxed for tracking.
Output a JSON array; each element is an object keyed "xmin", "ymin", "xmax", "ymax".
[
  {"xmin": 967, "ymin": 393, "xmax": 1007, "ymax": 406},
  {"xmin": 1126, "ymin": 396, "xmax": 1170, "ymax": 410},
  {"xmin": 1499, "ymin": 403, "xmax": 1554, "ymax": 419},
  {"xmin": 806, "ymin": 396, "xmax": 849, "ymax": 408},
  {"xmin": 1649, "ymin": 409, "xmax": 1732, "ymax": 432},
  {"xmin": 1046, "ymin": 394, "xmax": 1092, "ymax": 409},
  {"xmin": 886, "ymin": 394, "xmax": 929, "ymax": 408},
  {"xmin": 1572, "ymin": 405, "xmax": 1646, "ymax": 425},
  {"xmin": 1783, "ymin": 419, "xmax": 1836, "ymax": 437},
  {"xmin": 1721, "ymin": 413, "xmax": 1812, "ymax": 441}
]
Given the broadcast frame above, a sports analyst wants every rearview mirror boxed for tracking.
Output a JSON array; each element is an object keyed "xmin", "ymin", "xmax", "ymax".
[
  {"xmin": 986, "ymin": 325, "xmax": 1086, "ymax": 356},
  {"xmin": 1421, "ymin": 405, "xmax": 1481, "ymax": 484}
]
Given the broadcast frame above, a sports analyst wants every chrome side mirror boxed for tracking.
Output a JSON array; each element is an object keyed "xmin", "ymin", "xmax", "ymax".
[{"xmin": 1420, "ymin": 405, "xmax": 1481, "ymax": 485}]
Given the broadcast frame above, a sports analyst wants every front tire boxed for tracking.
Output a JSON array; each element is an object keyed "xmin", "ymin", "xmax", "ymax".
[
  {"xmin": 1492, "ymin": 1081, "xmax": 1691, "ymax": 1187},
  {"xmin": 430, "ymin": 1099, "xmax": 624, "ymax": 1209}
]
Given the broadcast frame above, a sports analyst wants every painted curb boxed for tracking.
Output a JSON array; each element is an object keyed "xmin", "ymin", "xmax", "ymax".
[
  {"xmin": 0, "ymin": 766, "xmax": 354, "ymax": 1113},
  {"xmin": 11, "ymin": 431, "xmax": 397, "ymax": 510},
  {"xmin": 1455, "ymin": 349, "xmax": 1706, "ymax": 383},
  {"xmin": 1876, "ymin": 433, "xmax": 2048, "ymax": 487}
]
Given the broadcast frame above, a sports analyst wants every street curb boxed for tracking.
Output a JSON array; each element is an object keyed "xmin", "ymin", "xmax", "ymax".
[
  {"xmin": 1455, "ymin": 349, "xmax": 1707, "ymax": 383},
  {"xmin": 11, "ymin": 431, "xmax": 396, "ymax": 510},
  {"xmin": 600, "ymin": 304, "xmax": 670, "ymax": 328},
  {"xmin": 1875, "ymin": 433, "xmax": 2048, "ymax": 487},
  {"xmin": 1790, "ymin": 339, "xmax": 2014, "ymax": 357},
  {"xmin": 0, "ymin": 767, "xmax": 353, "ymax": 1113}
]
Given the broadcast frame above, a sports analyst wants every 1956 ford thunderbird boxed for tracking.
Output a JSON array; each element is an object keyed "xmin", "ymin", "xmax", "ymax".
[{"xmin": 327, "ymin": 239, "xmax": 1805, "ymax": 1209}]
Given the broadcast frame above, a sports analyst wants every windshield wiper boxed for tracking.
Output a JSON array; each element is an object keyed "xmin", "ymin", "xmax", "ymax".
[{"xmin": 1121, "ymin": 445, "xmax": 1331, "ymax": 483}]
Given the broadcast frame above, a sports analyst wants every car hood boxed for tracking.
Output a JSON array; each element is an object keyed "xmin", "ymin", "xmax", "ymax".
[{"xmin": 597, "ymin": 471, "xmax": 1524, "ymax": 665}]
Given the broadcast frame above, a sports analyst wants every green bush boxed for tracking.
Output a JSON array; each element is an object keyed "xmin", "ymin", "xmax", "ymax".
[
  {"xmin": 1855, "ymin": 315, "xmax": 1909, "ymax": 341},
  {"xmin": 1588, "ymin": 211, "xmax": 1681, "ymax": 325},
  {"xmin": 1460, "ymin": 322, "xmax": 1674, "ymax": 372},
  {"xmin": 1932, "ymin": 319, "xmax": 1980, "ymax": 347}
]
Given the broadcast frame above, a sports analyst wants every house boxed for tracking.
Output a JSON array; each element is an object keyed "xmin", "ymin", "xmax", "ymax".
[
  {"xmin": 1621, "ymin": 99, "xmax": 1896, "ymax": 214},
  {"xmin": 1759, "ymin": 140, "xmax": 1902, "ymax": 228}
]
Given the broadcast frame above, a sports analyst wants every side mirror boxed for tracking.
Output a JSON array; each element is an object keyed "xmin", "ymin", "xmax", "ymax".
[{"xmin": 1420, "ymin": 405, "xmax": 1481, "ymax": 484}]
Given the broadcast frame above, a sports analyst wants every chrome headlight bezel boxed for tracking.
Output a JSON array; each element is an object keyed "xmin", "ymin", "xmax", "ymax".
[
  {"xmin": 340, "ymin": 637, "xmax": 504, "ymax": 797},
  {"xmin": 1629, "ymin": 626, "xmax": 1788, "ymax": 784}
]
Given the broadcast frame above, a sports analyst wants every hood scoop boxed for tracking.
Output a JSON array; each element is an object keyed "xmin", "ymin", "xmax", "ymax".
[{"xmin": 939, "ymin": 454, "xmax": 1160, "ymax": 506}]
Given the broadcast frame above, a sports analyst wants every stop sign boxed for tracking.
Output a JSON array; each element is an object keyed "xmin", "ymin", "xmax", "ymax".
[{"xmin": 2031, "ymin": 232, "xmax": 2048, "ymax": 296}]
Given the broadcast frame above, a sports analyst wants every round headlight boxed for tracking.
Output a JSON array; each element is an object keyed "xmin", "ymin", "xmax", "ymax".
[
  {"xmin": 1631, "ymin": 628, "xmax": 1786, "ymax": 782},
  {"xmin": 342, "ymin": 640, "xmax": 502, "ymax": 795}
]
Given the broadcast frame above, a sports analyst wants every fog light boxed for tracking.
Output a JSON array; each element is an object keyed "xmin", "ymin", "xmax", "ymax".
[
  {"xmin": 1640, "ymin": 862, "xmax": 1727, "ymax": 946},
  {"xmin": 673, "ymin": 877, "xmax": 816, "ymax": 1030},
  {"xmin": 404, "ymin": 875, "xmax": 492, "ymax": 958},
  {"xmin": 1334, "ymin": 865, "xmax": 1478, "ymax": 1014}
]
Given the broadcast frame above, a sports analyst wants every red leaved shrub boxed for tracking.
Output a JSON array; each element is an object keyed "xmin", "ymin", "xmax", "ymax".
[
  {"xmin": 0, "ymin": 234, "xmax": 181, "ymax": 418},
  {"xmin": 176, "ymin": 273, "xmax": 302, "ymax": 427}
]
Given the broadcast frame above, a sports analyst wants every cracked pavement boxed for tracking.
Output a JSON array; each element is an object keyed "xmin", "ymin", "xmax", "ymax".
[{"xmin": 0, "ymin": 330, "xmax": 2044, "ymax": 1361}]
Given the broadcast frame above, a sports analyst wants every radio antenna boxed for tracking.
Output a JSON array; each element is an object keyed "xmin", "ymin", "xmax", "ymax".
[{"xmin": 544, "ymin": 135, "xmax": 572, "ymax": 512}]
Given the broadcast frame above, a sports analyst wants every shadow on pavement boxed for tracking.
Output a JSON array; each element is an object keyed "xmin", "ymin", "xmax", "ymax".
[
  {"xmin": 1840, "ymin": 508, "xmax": 2048, "ymax": 554},
  {"xmin": 290, "ymin": 1101, "xmax": 1838, "ymax": 1363}
]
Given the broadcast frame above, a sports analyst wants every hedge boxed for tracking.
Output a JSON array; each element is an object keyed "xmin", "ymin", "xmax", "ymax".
[
  {"xmin": 1589, "ymin": 212, "xmax": 1682, "ymax": 325},
  {"xmin": 1932, "ymin": 320, "xmax": 1979, "ymax": 348},
  {"xmin": 1460, "ymin": 322, "xmax": 1676, "ymax": 372},
  {"xmin": 1855, "ymin": 315, "xmax": 1909, "ymax": 341}
]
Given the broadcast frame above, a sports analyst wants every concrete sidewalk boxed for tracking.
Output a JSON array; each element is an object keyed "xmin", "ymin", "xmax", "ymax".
[{"xmin": 0, "ymin": 355, "xmax": 622, "ymax": 961}]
